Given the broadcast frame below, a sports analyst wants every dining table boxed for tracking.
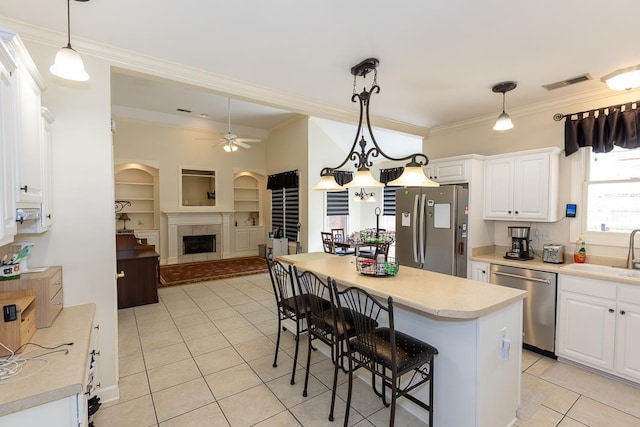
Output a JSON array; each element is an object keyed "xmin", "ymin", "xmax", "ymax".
[{"xmin": 278, "ymin": 252, "xmax": 527, "ymax": 427}]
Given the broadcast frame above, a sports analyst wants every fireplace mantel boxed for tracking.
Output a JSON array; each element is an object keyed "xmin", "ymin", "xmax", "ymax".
[{"xmin": 163, "ymin": 210, "xmax": 233, "ymax": 264}]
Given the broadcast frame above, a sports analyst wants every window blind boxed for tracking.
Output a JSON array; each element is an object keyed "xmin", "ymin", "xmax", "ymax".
[
  {"xmin": 383, "ymin": 186, "xmax": 398, "ymax": 216},
  {"xmin": 327, "ymin": 190, "xmax": 349, "ymax": 216}
]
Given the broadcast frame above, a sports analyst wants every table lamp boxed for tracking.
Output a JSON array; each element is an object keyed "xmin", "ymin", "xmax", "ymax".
[{"xmin": 119, "ymin": 212, "xmax": 131, "ymax": 230}]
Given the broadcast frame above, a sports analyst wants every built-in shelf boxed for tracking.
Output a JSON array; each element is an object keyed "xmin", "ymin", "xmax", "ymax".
[{"xmin": 114, "ymin": 163, "xmax": 159, "ymax": 231}]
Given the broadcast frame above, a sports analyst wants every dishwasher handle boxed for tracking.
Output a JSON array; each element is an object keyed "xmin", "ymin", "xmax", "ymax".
[{"xmin": 493, "ymin": 270, "xmax": 551, "ymax": 284}]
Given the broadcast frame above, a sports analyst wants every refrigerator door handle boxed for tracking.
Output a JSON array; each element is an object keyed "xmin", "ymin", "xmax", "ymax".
[
  {"xmin": 419, "ymin": 193, "xmax": 426, "ymax": 265},
  {"xmin": 412, "ymin": 194, "xmax": 419, "ymax": 263}
]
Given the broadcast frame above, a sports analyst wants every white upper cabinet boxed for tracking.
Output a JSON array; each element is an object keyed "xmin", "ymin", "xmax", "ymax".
[
  {"xmin": 424, "ymin": 157, "xmax": 470, "ymax": 184},
  {"xmin": 0, "ymin": 38, "xmax": 17, "ymax": 245},
  {"xmin": 0, "ymin": 29, "xmax": 47, "ymax": 206},
  {"xmin": 483, "ymin": 148, "xmax": 560, "ymax": 222}
]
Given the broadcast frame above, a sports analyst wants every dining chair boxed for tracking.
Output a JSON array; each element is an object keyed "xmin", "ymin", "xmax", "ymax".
[
  {"xmin": 331, "ymin": 228, "xmax": 355, "ymax": 255},
  {"xmin": 321, "ymin": 231, "xmax": 335, "ymax": 254},
  {"xmin": 266, "ymin": 257, "xmax": 309, "ymax": 385},
  {"xmin": 332, "ymin": 282, "xmax": 439, "ymax": 427}
]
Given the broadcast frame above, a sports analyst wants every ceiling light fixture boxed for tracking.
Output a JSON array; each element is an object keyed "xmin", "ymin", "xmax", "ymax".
[
  {"xmin": 50, "ymin": 0, "xmax": 90, "ymax": 82},
  {"xmin": 223, "ymin": 142, "xmax": 238, "ymax": 152},
  {"xmin": 492, "ymin": 81, "xmax": 517, "ymax": 131},
  {"xmin": 602, "ymin": 65, "xmax": 640, "ymax": 91},
  {"xmin": 354, "ymin": 188, "xmax": 377, "ymax": 203},
  {"xmin": 312, "ymin": 58, "xmax": 438, "ymax": 191}
]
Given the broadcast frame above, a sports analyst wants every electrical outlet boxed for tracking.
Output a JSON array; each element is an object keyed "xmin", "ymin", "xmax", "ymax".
[{"xmin": 539, "ymin": 229, "xmax": 550, "ymax": 240}]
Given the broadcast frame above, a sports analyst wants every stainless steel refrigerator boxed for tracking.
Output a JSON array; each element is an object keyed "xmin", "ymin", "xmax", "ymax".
[{"xmin": 395, "ymin": 185, "xmax": 468, "ymax": 277}]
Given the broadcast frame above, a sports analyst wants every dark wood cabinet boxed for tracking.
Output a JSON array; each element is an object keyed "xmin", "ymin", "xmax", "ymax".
[{"xmin": 116, "ymin": 233, "xmax": 159, "ymax": 309}]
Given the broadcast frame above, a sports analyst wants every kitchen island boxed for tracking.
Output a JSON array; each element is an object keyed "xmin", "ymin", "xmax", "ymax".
[{"xmin": 283, "ymin": 254, "xmax": 527, "ymax": 427}]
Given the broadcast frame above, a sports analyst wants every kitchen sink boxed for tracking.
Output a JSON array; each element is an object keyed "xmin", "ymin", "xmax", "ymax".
[{"xmin": 561, "ymin": 263, "xmax": 640, "ymax": 279}]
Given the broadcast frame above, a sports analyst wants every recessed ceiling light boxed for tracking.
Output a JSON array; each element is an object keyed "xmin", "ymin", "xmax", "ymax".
[{"xmin": 200, "ymin": 113, "xmax": 208, "ymax": 118}]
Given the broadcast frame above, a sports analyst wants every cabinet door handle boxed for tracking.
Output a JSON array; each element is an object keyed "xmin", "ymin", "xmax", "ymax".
[
  {"xmin": 609, "ymin": 308, "xmax": 615, "ymax": 313},
  {"xmin": 620, "ymin": 310, "xmax": 626, "ymax": 315},
  {"xmin": 20, "ymin": 185, "xmax": 28, "ymax": 193},
  {"xmin": 508, "ymin": 210, "xmax": 512, "ymax": 214},
  {"xmin": 46, "ymin": 214, "xmax": 51, "ymax": 219},
  {"xmin": 116, "ymin": 271, "xmax": 125, "ymax": 279},
  {"xmin": 515, "ymin": 211, "xmax": 519, "ymax": 214}
]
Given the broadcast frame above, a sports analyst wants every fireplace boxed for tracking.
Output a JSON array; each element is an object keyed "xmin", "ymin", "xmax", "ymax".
[
  {"xmin": 164, "ymin": 210, "xmax": 232, "ymax": 264},
  {"xmin": 183, "ymin": 234, "xmax": 216, "ymax": 255}
]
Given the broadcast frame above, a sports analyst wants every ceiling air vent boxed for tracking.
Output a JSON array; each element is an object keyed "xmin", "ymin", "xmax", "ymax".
[
  {"xmin": 543, "ymin": 73, "xmax": 593, "ymax": 91},
  {"xmin": 176, "ymin": 108, "xmax": 192, "ymax": 113}
]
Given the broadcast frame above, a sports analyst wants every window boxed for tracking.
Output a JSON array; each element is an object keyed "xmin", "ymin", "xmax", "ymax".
[
  {"xmin": 268, "ymin": 170, "xmax": 299, "ymax": 242},
  {"xmin": 325, "ymin": 190, "xmax": 349, "ymax": 231},
  {"xmin": 585, "ymin": 147, "xmax": 640, "ymax": 233},
  {"xmin": 381, "ymin": 186, "xmax": 398, "ymax": 232}
]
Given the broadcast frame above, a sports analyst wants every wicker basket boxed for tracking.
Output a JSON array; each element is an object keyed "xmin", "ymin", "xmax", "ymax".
[{"xmin": 355, "ymin": 257, "xmax": 399, "ymax": 277}]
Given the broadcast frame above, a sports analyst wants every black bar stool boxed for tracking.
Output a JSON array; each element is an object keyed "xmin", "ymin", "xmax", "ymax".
[{"xmin": 332, "ymin": 282, "xmax": 439, "ymax": 427}]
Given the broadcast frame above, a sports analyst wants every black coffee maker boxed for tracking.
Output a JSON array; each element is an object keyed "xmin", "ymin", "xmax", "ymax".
[{"xmin": 505, "ymin": 226, "xmax": 534, "ymax": 260}]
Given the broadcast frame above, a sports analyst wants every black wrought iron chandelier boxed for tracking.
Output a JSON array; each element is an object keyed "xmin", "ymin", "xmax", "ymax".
[{"xmin": 313, "ymin": 58, "xmax": 438, "ymax": 191}]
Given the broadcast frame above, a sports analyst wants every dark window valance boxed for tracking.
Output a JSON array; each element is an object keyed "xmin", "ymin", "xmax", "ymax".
[
  {"xmin": 267, "ymin": 170, "xmax": 298, "ymax": 190},
  {"xmin": 563, "ymin": 102, "xmax": 640, "ymax": 156},
  {"xmin": 333, "ymin": 170, "xmax": 353, "ymax": 186},
  {"xmin": 379, "ymin": 167, "xmax": 404, "ymax": 184}
]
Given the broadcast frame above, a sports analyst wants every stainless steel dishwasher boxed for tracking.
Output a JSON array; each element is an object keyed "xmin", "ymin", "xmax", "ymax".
[{"xmin": 490, "ymin": 264, "xmax": 557, "ymax": 356}]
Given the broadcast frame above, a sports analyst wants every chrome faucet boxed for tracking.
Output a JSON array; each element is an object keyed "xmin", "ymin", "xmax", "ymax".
[{"xmin": 628, "ymin": 229, "xmax": 640, "ymax": 269}]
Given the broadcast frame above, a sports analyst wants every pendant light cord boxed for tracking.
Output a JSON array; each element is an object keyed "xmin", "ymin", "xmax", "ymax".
[{"xmin": 66, "ymin": 0, "xmax": 72, "ymax": 48}]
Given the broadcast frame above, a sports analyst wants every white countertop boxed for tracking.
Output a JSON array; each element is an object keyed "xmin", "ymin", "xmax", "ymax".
[
  {"xmin": 471, "ymin": 252, "xmax": 640, "ymax": 286},
  {"xmin": 0, "ymin": 304, "xmax": 96, "ymax": 416},
  {"xmin": 291, "ymin": 255, "xmax": 527, "ymax": 319}
]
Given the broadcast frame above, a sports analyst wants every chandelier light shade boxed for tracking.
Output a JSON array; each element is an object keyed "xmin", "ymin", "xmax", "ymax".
[
  {"xmin": 602, "ymin": 65, "xmax": 640, "ymax": 91},
  {"xmin": 311, "ymin": 172, "xmax": 345, "ymax": 192},
  {"xmin": 492, "ymin": 81, "xmax": 516, "ymax": 131},
  {"xmin": 50, "ymin": 0, "xmax": 90, "ymax": 82},
  {"xmin": 313, "ymin": 58, "xmax": 436, "ymax": 191},
  {"xmin": 343, "ymin": 169, "xmax": 385, "ymax": 189},
  {"xmin": 387, "ymin": 165, "xmax": 439, "ymax": 187}
]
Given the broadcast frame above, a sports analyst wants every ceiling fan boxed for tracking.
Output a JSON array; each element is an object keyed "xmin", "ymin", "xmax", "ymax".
[{"xmin": 214, "ymin": 98, "xmax": 261, "ymax": 152}]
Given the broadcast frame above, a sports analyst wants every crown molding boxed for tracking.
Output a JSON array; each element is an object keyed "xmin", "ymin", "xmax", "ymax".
[
  {"xmin": 0, "ymin": 17, "xmax": 430, "ymax": 138},
  {"xmin": 111, "ymin": 105, "xmax": 269, "ymax": 138},
  {"xmin": 429, "ymin": 85, "xmax": 640, "ymax": 137}
]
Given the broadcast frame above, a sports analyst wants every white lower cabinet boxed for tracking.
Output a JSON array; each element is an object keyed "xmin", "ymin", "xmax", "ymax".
[
  {"xmin": 557, "ymin": 274, "xmax": 640, "ymax": 383},
  {"xmin": 469, "ymin": 261, "xmax": 490, "ymax": 282},
  {"xmin": 234, "ymin": 226, "xmax": 265, "ymax": 256},
  {"xmin": 615, "ymin": 287, "xmax": 640, "ymax": 381}
]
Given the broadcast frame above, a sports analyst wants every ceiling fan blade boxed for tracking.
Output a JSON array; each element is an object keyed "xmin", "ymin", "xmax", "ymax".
[
  {"xmin": 236, "ymin": 138, "xmax": 261, "ymax": 143},
  {"xmin": 235, "ymin": 141, "xmax": 251, "ymax": 149}
]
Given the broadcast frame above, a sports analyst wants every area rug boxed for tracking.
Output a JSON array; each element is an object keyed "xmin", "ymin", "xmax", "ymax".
[{"xmin": 159, "ymin": 256, "xmax": 268, "ymax": 286}]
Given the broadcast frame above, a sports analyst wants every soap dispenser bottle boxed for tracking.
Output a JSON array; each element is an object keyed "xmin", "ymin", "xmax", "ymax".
[{"xmin": 574, "ymin": 235, "xmax": 587, "ymax": 263}]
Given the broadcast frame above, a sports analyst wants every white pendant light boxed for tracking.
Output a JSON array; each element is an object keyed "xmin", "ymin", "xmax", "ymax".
[
  {"xmin": 387, "ymin": 165, "xmax": 440, "ymax": 187},
  {"xmin": 492, "ymin": 81, "xmax": 516, "ymax": 131},
  {"xmin": 50, "ymin": 0, "xmax": 90, "ymax": 82},
  {"xmin": 602, "ymin": 65, "xmax": 640, "ymax": 91}
]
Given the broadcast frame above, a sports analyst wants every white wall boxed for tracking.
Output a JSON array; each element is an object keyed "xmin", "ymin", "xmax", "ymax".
[
  {"xmin": 267, "ymin": 117, "xmax": 309, "ymax": 252},
  {"xmin": 112, "ymin": 118, "xmax": 267, "ymax": 262},
  {"xmin": 9, "ymin": 40, "xmax": 120, "ymax": 401},
  {"xmin": 425, "ymin": 89, "xmax": 640, "ymax": 260}
]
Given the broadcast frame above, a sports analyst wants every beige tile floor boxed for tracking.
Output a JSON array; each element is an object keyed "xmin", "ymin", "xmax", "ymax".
[{"xmin": 94, "ymin": 273, "xmax": 640, "ymax": 427}]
